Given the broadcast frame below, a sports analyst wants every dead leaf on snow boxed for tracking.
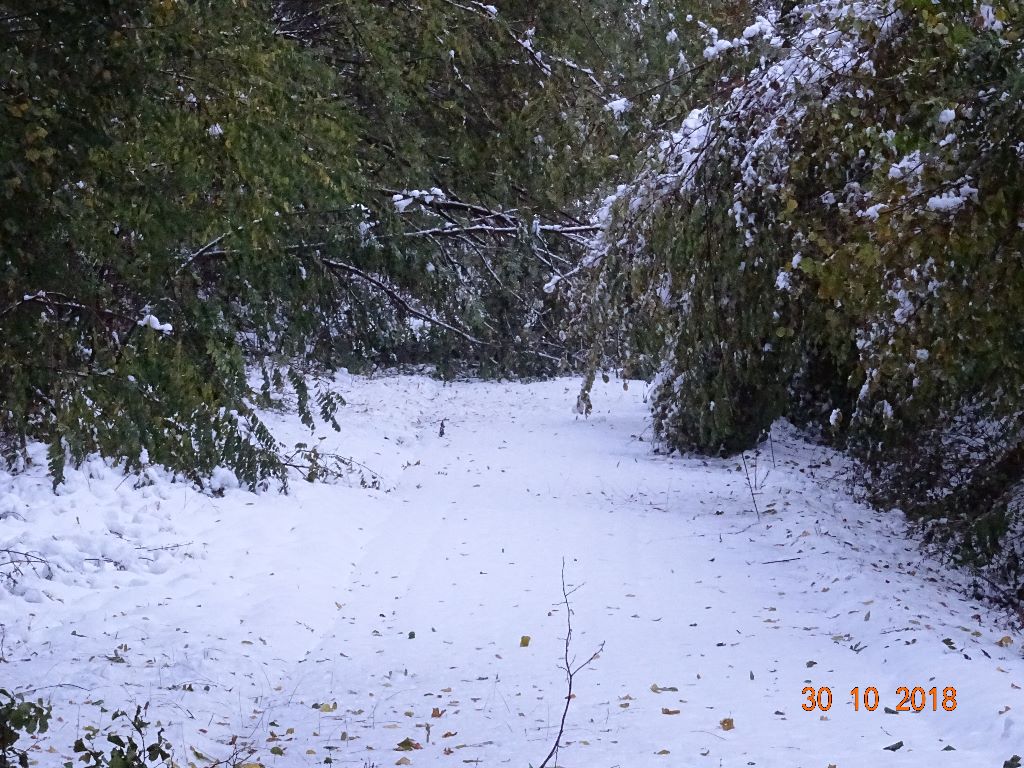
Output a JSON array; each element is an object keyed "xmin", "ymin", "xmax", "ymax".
[{"xmin": 720, "ymin": 718, "xmax": 735, "ymax": 731}]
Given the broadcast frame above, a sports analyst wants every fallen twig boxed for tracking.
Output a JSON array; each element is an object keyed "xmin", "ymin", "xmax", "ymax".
[{"xmin": 0, "ymin": 549, "xmax": 54, "ymax": 580}]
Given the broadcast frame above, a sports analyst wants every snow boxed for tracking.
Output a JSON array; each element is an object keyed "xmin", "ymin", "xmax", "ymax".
[
  {"xmin": 742, "ymin": 17, "xmax": 776, "ymax": 40},
  {"xmin": 1, "ymin": 374, "xmax": 1022, "ymax": 767},
  {"xmin": 137, "ymin": 313, "xmax": 173, "ymax": 334},
  {"xmin": 703, "ymin": 38, "xmax": 733, "ymax": 59},
  {"xmin": 888, "ymin": 150, "xmax": 923, "ymax": 180},
  {"xmin": 938, "ymin": 108, "xmax": 957, "ymax": 125},
  {"xmin": 860, "ymin": 202, "xmax": 887, "ymax": 220},
  {"xmin": 604, "ymin": 97, "xmax": 633, "ymax": 117},
  {"xmin": 978, "ymin": 3, "xmax": 1005, "ymax": 31},
  {"xmin": 927, "ymin": 191, "xmax": 969, "ymax": 212}
]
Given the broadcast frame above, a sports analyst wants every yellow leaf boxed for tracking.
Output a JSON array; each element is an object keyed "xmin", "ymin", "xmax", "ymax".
[
  {"xmin": 997, "ymin": 635, "xmax": 1013, "ymax": 647},
  {"xmin": 520, "ymin": 635, "xmax": 531, "ymax": 647},
  {"xmin": 319, "ymin": 702, "xmax": 337, "ymax": 713},
  {"xmin": 720, "ymin": 717, "xmax": 735, "ymax": 731}
]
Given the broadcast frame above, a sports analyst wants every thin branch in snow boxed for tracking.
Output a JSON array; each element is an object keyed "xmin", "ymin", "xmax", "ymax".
[
  {"xmin": 741, "ymin": 451, "xmax": 761, "ymax": 521},
  {"xmin": 538, "ymin": 560, "xmax": 604, "ymax": 768}
]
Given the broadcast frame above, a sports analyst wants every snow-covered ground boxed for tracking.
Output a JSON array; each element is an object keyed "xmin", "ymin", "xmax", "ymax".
[{"xmin": 1, "ymin": 374, "xmax": 1021, "ymax": 767}]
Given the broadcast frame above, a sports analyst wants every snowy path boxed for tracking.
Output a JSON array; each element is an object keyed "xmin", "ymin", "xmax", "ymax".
[{"xmin": 1, "ymin": 375, "xmax": 1022, "ymax": 767}]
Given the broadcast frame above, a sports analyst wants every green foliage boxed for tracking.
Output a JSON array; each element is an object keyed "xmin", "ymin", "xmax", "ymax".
[
  {"xmin": 0, "ymin": 0, "xmax": 646, "ymax": 484},
  {"xmin": 645, "ymin": 164, "xmax": 795, "ymax": 455},
  {"xmin": 786, "ymin": 1, "xmax": 1024, "ymax": 595},
  {"xmin": 67, "ymin": 706, "xmax": 171, "ymax": 768},
  {"xmin": 292, "ymin": 0, "xmax": 653, "ymax": 376},
  {"xmin": 581, "ymin": 0, "xmax": 1024, "ymax": 596},
  {"xmin": 0, "ymin": 689, "xmax": 50, "ymax": 768},
  {"xmin": 1, "ymin": 0, "xmax": 358, "ymax": 486}
]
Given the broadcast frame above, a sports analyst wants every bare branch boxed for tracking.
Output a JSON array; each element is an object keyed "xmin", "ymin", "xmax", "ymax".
[
  {"xmin": 318, "ymin": 257, "xmax": 484, "ymax": 346},
  {"xmin": 538, "ymin": 560, "xmax": 604, "ymax": 768}
]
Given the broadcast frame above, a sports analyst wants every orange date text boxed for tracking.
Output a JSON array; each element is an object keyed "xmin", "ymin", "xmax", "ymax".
[{"xmin": 801, "ymin": 686, "xmax": 957, "ymax": 712}]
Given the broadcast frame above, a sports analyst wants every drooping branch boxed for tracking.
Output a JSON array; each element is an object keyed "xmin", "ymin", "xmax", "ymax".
[
  {"xmin": 379, "ymin": 187, "xmax": 598, "ymax": 239},
  {"xmin": 318, "ymin": 256, "xmax": 484, "ymax": 346}
]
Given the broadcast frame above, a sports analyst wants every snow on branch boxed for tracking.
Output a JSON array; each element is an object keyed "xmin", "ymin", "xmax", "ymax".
[
  {"xmin": 380, "ymin": 186, "xmax": 594, "ymax": 283},
  {"xmin": 319, "ymin": 255, "xmax": 485, "ymax": 346},
  {"xmin": 588, "ymin": 0, "xmax": 902, "ymax": 261}
]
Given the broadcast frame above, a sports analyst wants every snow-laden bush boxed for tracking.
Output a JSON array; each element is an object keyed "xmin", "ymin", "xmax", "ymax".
[{"xmin": 579, "ymin": 0, "xmax": 1024, "ymax": 600}]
